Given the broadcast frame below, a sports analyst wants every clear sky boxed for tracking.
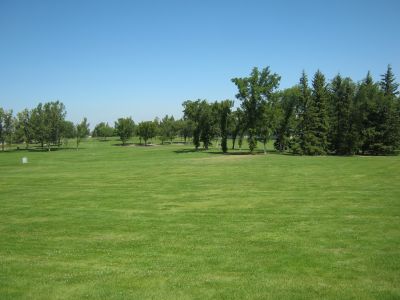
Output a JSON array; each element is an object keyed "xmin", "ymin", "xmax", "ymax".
[{"xmin": 1, "ymin": 0, "xmax": 399, "ymax": 126}]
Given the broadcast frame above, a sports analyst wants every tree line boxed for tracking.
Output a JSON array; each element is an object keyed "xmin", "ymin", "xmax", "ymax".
[
  {"xmin": 182, "ymin": 65, "xmax": 400, "ymax": 155},
  {"xmin": 0, "ymin": 101, "xmax": 89, "ymax": 151},
  {"xmin": 1, "ymin": 65, "xmax": 399, "ymax": 155}
]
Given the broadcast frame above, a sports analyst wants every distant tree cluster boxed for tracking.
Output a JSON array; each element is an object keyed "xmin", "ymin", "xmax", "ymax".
[
  {"xmin": 0, "ymin": 101, "xmax": 89, "ymax": 151},
  {"xmin": 111, "ymin": 116, "xmax": 194, "ymax": 146},
  {"xmin": 182, "ymin": 99, "xmax": 233, "ymax": 152}
]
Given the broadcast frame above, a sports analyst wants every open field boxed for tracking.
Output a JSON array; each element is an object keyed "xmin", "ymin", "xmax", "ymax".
[{"xmin": 1, "ymin": 139, "xmax": 400, "ymax": 299}]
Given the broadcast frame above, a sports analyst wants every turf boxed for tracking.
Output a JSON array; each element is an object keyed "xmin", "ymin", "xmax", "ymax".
[{"xmin": 1, "ymin": 139, "xmax": 399, "ymax": 299}]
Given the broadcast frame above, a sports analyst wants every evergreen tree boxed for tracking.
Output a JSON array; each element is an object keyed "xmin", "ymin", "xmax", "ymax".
[
  {"xmin": 379, "ymin": 65, "xmax": 400, "ymax": 151},
  {"xmin": 301, "ymin": 70, "xmax": 329, "ymax": 155},
  {"xmin": 380, "ymin": 65, "xmax": 399, "ymax": 97},
  {"xmin": 354, "ymin": 71, "xmax": 398, "ymax": 154},
  {"xmin": 291, "ymin": 71, "xmax": 311, "ymax": 154},
  {"xmin": 329, "ymin": 75, "xmax": 357, "ymax": 154}
]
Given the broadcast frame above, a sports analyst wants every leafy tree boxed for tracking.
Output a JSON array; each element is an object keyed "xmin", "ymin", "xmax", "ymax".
[
  {"xmin": 30, "ymin": 103, "xmax": 48, "ymax": 149},
  {"xmin": 29, "ymin": 101, "xmax": 66, "ymax": 150},
  {"xmin": 258, "ymin": 94, "xmax": 280, "ymax": 154},
  {"xmin": 229, "ymin": 108, "xmax": 244, "ymax": 150},
  {"xmin": 137, "ymin": 121, "xmax": 157, "ymax": 145},
  {"xmin": 44, "ymin": 101, "xmax": 66, "ymax": 147},
  {"xmin": 115, "ymin": 117, "xmax": 135, "ymax": 145},
  {"xmin": 159, "ymin": 115, "xmax": 177, "ymax": 144},
  {"xmin": 183, "ymin": 100, "xmax": 215, "ymax": 150},
  {"xmin": 175, "ymin": 119, "xmax": 193, "ymax": 143},
  {"xmin": 15, "ymin": 109, "xmax": 32, "ymax": 149},
  {"xmin": 215, "ymin": 100, "xmax": 233, "ymax": 153},
  {"xmin": 93, "ymin": 122, "xmax": 114, "ymax": 140},
  {"xmin": 76, "ymin": 117, "xmax": 90, "ymax": 149},
  {"xmin": 62, "ymin": 120, "xmax": 76, "ymax": 139},
  {"xmin": 0, "ymin": 108, "xmax": 14, "ymax": 151},
  {"xmin": 0, "ymin": 108, "xmax": 5, "ymax": 151},
  {"xmin": 3, "ymin": 110, "xmax": 14, "ymax": 150},
  {"xmin": 199, "ymin": 101, "xmax": 217, "ymax": 150},
  {"xmin": 183, "ymin": 100, "xmax": 202, "ymax": 149},
  {"xmin": 274, "ymin": 87, "xmax": 300, "ymax": 152},
  {"xmin": 232, "ymin": 67, "xmax": 281, "ymax": 152}
]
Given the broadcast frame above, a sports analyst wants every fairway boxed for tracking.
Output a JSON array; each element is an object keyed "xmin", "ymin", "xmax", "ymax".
[{"xmin": 1, "ymin": 140, "xmax": 400, "ymax": 299}]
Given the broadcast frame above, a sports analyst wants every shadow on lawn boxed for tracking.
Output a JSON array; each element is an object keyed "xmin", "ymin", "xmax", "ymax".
[
  {"xmin": 174, "ymin": 148, "xmax": 295, "ymax": 156},
  {"xmin": 0, "ymin": 146, "xmax": 84, "ymax": 153},
  {"xmin": 112, "ymin": 143, "xmax": 158, "ymax": 147}
]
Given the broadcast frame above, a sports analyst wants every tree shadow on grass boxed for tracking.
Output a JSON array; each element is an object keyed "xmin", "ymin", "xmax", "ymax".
[
  {"xmin": 175, "ymin": 148, "xmax": 259, "ymax": 155},
  {"xmin": 112, "ymin": 142, "xmax": 135, "ymax": 146},
  {"xmin": 174, "ymin": 148, "xmax": 207, "ymax": 154},
  {"xmin": 27, "ymin": 147, "xmax": 85, "ymax": 152},
  {"xmin": 174, "ymin": 147, "xmax": 299, "ymax": 156},
  {"xmin": 112, "ymin": 143, "xmax": 159, "ymax": 147},
  {"xmin": 0, "ymin": 147, "xmax": 84, "ymax": 153}
]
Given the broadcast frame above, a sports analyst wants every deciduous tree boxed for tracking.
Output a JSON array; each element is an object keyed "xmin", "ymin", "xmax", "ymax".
[
  {"xmin": 115, "ymin": 117, "xmax": 135, "ymax": 145},
  {"xmin": 232, "ymin": 67, "xmax": 280, "ymax": 152}
]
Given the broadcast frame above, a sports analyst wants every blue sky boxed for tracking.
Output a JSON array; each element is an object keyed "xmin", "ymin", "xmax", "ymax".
[{"xmin": 1, "ymin": 0, "xmax": 399, "ymax": 126}]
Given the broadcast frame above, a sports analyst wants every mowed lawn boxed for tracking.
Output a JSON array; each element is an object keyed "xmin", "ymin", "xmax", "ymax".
[{"xmin": 1, "ymin": 139, "xmax": 399, "ymax": 299}]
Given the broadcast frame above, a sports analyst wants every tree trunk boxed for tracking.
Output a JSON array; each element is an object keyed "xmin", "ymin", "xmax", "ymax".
[
  {"xmin": 263, "ymin": 141, "xmax": 267, "ymax": 154},
  {"xmin": 232, "ymin": 137, "xmax": 236, "ymax": 150}
]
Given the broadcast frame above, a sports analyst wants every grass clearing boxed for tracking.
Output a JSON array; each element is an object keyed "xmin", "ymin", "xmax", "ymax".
[{"xmin": 1, "ymin": 138, "xmax": 400, "ymax": 299}]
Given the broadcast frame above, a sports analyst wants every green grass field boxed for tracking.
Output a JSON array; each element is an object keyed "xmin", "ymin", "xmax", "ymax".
[{"xmin": 1, "ymin": 139, "xmax": 399, "ymax": 299}]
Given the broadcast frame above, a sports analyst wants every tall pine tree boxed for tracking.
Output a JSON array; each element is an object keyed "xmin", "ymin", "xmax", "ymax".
[
  {"xmin": 354, "ymin": 72, "xmax": 390, "ymax": 154},
  {"xmin": 379, "ymin": 65, "xmax": 400, "ymax": 152},
  {"xmin": 291, "ymin": 71, "xmax": 311, "ymax": 154},
  {"xmin": 329, "ymin": 75, "xmax": 357, "ymax": 154},
  {"xmin": 301, "ymin": 70, "xmax": 329, "ymax": 155}
]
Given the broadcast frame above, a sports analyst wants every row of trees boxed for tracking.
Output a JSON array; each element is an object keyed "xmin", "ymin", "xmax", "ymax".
[
  {"xmin": 111, "ymin": 116, "xmax": 193, "ymax": 146},
  {"xmin": 181, "ymin": 65, "xmax": 399, "ymax": 155},
  {"xmin": 2, "ymin": 65, "xmax": 399, "ymax": 155},
  {"xmin": 0, "ymin": 101, "xmax": 89, "ymax": 151},
  {"xmin": 274, "ymin": 66, "xmax": 399, "ymax": 155}
]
